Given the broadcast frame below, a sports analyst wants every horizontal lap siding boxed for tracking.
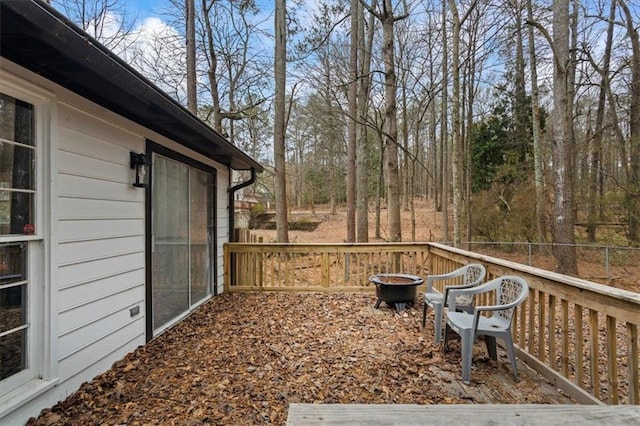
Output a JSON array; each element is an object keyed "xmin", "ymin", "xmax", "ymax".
[
  {"xmin": 216, "ymin": 167, "xmax": 229, "ymax": 294},
  {"xmin": 56, "ymin": 103, "xmax": 146, "ymax": 382}
]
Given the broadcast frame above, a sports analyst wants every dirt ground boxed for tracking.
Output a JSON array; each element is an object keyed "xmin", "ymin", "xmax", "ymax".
[{"xmin": 251, "ymin": 200, "xmax": 639, "ymax": 294}]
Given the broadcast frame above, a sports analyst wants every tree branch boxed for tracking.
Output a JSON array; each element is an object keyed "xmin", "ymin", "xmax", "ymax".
[{"xmin": 525, "ymin": 19, "xmax": 565, "ymax": 74}]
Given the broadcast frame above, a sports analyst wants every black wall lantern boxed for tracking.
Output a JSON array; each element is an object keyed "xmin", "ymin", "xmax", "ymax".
[{"xmin": 130, "ymin": 151, "xmax": 151, "ymax": 188}]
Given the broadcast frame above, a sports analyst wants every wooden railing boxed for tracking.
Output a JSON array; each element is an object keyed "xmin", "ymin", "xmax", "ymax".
[
  {"xmin": 224, "ymin": 242, "xmax": 430, "ymax": 292},
  {"xmin": 223, "ymin": 241, "xmax": 640, "ymax": 405}
]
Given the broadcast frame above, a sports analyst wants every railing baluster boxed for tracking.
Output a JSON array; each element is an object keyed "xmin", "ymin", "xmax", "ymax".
[
  {"xmin": 538, "ymin": 291, "xmax": 546, "ymax": 363},
  {"xmin": 549, "ymin": 295, "xmax": 557, "ymax": 371},
  {"xmin": 561, "ymin": 299, "xmax": 569, "ymax": 377},
  {"xmin": 607, "ymin": 315, "xmax": 618, "ymax": 404},
  {"xmin": 575, "ymin": 304, "xmax": 584, "ymax": 389},
  {"xmin": 519, "ymin": 293, "xmax": 526, "ymax": 348},
  {"xmin": 589, "ymin": 309, "xmax": 600, "ymax": 399},
  {"xmin": 527, "ymin": 289, "xmax": 535, "ymax": 355},
  {"xmin": 628, "ymin": 323, "xmax": 639, "ymax": 404}
]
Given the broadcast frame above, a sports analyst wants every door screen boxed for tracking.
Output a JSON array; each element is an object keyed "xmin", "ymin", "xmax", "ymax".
[{"xmin": 151, "ymin": 154, "xmax": 213, "ymax": 333}]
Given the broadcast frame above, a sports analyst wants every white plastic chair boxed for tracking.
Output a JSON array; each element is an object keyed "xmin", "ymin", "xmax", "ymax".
[
  {"xmin": 421, "ymin": 264, "xmax": 486, "ymax": 344},
  {"xmin": 444, "ymin": 275, "xmax": 529, "ymax": 384}
]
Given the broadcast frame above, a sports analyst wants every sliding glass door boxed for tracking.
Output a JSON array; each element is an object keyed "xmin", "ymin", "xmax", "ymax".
[{"xmin": 151, "ymin": 153, "xmax": 214, "ymax": 334}]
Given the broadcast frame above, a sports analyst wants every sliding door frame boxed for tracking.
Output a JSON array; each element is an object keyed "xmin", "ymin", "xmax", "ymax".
[{"xmin": 144, "ymin": 140, "xmax": 217, "ymax": 341}]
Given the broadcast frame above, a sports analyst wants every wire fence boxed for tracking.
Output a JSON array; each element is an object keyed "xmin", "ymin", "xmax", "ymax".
[{"xmin": 443, "ymin": 241, "xmax": 639, "ymax": 289}]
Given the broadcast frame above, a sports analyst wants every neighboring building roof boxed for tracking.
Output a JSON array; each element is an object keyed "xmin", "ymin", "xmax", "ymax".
[{"xmin": 0, "ymin": 0, "xmax": 263, "ymax": 172}]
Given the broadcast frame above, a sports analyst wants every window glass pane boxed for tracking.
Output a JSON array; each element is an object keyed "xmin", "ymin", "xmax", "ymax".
[
  {"xmin": 0, "ymin": 243, "xmax": 27, "ymax": 334},
  {"xmin": 0, "ymin": 285, "xmax": 25, "ymax": 334},
  {"xmin": 0, "ymin": 243, "xmax": 26, "ymax": 283},
  {"xmin": 0, "ymin": 191, "xmax": 34, "ymax": 235},
  {"xmin": 0, "ymin": 92, "xmax": 35, "ymax": 237},
  {"xmin": 190, "ymin": 169, "xmax": 211, "ymax": 304},
  {"xmin": 0, "ymin": 143, "xmax": 35, "ymax": 190},
  {"xmin": 152, "ymin": 156, "xmax": 189, "ymax": 331},
  {"xmin": 0, "ymin": 328, "xmax": 26, "ymax": 380},
  {"xmin": 0, "ymin": 94, "xmax": 34, "ymax": 146}
]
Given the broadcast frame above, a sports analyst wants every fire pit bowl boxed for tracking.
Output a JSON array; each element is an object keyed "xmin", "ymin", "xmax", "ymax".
[{"xmin": 369, "ymin": 273, "xmax": 424, "ymax": 312}]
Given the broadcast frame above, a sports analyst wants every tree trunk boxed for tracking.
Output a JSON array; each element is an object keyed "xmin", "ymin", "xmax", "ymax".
[
  {"xmin": 346, "ymin": 0, "xmax": 358, "ymax": 242},
  {"xmin": 448, "ymin": 0, "xmax": 462, "ymax": 247},
  {"xmin": 440, "ymin": 0, "xmax": 449, "ymax": 241},
  {"xmin": 380, "ymin": 0, "xmax": 402, "ymax": 242},
  {"xmin": 513, "ymin": 1, "xmax": 528, "ymax": 163},
  {"xmin": 551, "ymin": 0, "xmax": 578, "ymax": 274},
  {"xmin": 587, "ymin": 0, "xmax": 615, "ymax": 243},
  {"xmin": 186, "ymin": 0, "xmax": 197, "ymax": 114},
  {"xmin": 202, "ymin": 0, "xmax": 223, "ymax": 133},
  {"xmin": 274, "ymin": 0, "xmax": 289, "ymax": 243},
  {"xmin": 375, "ymin": 130, "xmax": 385, "ymax": 239},
  {"xmin": 527, "ymin": 0, "xmax": 547, "ymax": 243},
  {"xmin": 356, "ymin": 0, "xmax": 375, "ymax": 242}
]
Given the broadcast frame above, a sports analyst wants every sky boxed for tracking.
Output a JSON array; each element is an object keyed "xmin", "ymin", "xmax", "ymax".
[
  {"xmin": 124, "ymin": 0, "xmax": 275, "ymax": 21},
  {"xmin": 126, "ymin": 0, "xmax": 174, "ymax": 18}
]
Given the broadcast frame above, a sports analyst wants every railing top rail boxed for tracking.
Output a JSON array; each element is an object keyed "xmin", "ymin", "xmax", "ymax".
[
  {"xmin": 225, "ymin": 242, "xmax": 430, "ymax": 247},
  {"xmin": 427, "ymin": 242, "xmax": 640, "ymax": 307},
  {"xmin": 443, "ymin": 241, "xmax": 640, "ymax": 251}
]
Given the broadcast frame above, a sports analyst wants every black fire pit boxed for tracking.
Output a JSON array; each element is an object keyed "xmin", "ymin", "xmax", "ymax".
[{"xmin": 369, "ymin": 273, "xmax": 424, "ymax": 312}]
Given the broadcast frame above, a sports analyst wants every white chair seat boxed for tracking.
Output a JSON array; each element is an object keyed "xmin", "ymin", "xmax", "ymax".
[
  {"xmin": 421, "ymin": 264, "xmax": 486, "ymax": 344},
  {"xmin": 424, "ymin": 292, "xmax": 443, "ymax": 304},
  {"xmin": 446, "ymin": 311, "xmax": 511, "ymax": 334}
]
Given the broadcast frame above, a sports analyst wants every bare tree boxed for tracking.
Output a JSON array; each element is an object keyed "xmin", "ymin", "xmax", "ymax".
[
  {"xmin": 347, "ymin": 0, "xmax": 359, "ymax": 242},
  {"xmin": 551, "ymin": 0, "xmax": 578, "ymax": 274},
  {"xmin": 51, "ymin": 0, "xmax": 139, "ymax": 53},
  {"xmin": 186, "ymin": 0, "xmax": 197, "ymax": 113},
  {"xmin": 201, "ymin": 0, "xmax": 224, "ymax": 132},
  {"xmin": 356, "ymin": 0, "xmax": 376, "ymax": 242},
  {"xmin": 274, "ymin": 0, "xmax": 289, "ymax": 243},
  {"xmin": 362, "ymin": 0, "xmax": 408, "ymax": 242},
  {"xmin": 526, "ymin": 0, "xmax": 546, "ymax": 243},
  {"xmin": 584, "ymin": 0, "xmax": 616, "ymax": 243},
  {"xmin": 440, "ymin": 0, "xmax": 449, "ymax": 242},
  {"xmin": 448, "ymin": 0, "xmax": 478, "ymax": 247}
]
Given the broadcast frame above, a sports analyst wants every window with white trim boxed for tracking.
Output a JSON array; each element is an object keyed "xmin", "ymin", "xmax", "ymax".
[{"xmin": 0, "ymin": 87, "xmax": 43, "ymax": 396}]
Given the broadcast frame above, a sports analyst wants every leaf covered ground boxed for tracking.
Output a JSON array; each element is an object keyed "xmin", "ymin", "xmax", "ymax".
[{"xmin": 30, "ymin": 292, "xmax": 573, "ymax": 426}]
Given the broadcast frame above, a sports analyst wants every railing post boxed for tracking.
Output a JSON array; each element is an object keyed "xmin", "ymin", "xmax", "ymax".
[
  {"xmin": 321, "ymin": 252, "xmax": 330, "ymax": 288},
  {"xmin": 528, "ymin": 243, "xmax": 532, "ymax": 266},
  {"xmin": 344, "ymin": 252, "xmax": 350, "ymax": 283},
  {"xmin": 223, "ymin": 243, "xmax": 230, "ymax": 292},
  {"xmin": 605, "ymin": 247, "xmax": 610, "ymax": 280}
]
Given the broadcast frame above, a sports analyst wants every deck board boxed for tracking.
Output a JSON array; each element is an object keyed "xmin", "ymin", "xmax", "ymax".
[{"xmin": 286, "ymin": 403, "xmax": 640, "ymax": 425}]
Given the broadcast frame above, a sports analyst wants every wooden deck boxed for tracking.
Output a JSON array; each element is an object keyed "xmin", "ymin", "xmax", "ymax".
[
  {"xmin": 416, "ymin": 346, "xmax": 588, "ymax": 405},
  {"xmin": 225, "ymin": 242, "xmax": 640, "ymax": 405},
  {"xmin": 286, "ymin": 403, "xmax": 640, "ymax": 425}
]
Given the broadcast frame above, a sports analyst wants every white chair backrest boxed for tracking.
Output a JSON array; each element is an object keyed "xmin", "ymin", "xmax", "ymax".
[
  {"xmin": 495, "ymin": 276, "xmax": 529, "ymax": 323},
  {"xmin": 463, "ymin": 264, "xmax": 486, "ymax": 285}
]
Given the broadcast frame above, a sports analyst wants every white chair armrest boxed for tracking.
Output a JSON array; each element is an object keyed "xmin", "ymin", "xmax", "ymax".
[{"xmin": 447, "ymin": 280, "xmax": 499, "ymax": 310}]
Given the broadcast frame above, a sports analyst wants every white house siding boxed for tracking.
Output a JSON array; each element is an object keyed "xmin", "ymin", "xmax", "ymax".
[
  {"xmin": 55, "ymin": 102, "xmax": 147, "ymax": 382},
  {"xmin": 216, "ymin": 167, "xmax": 230, "ymax": 295},
  {"xmin": 1, "ymin": 61, "xmax": 235, "ymax": 425}
]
